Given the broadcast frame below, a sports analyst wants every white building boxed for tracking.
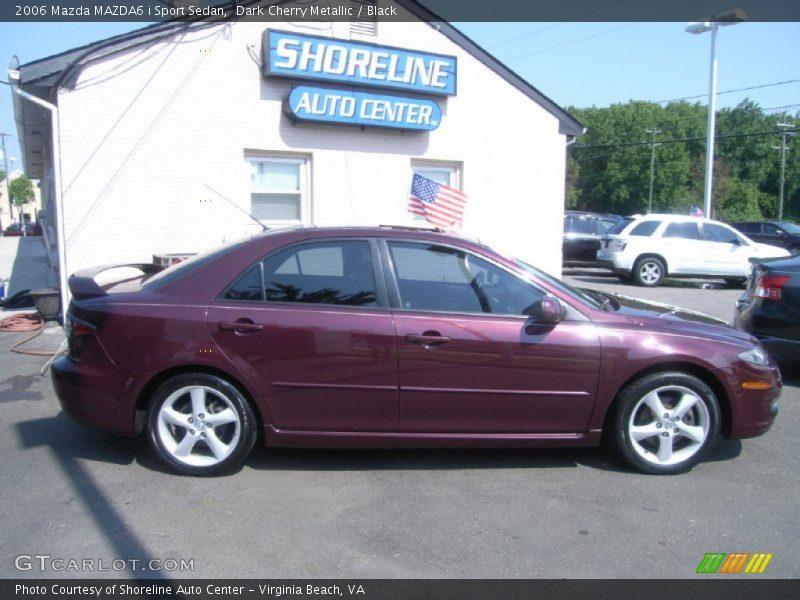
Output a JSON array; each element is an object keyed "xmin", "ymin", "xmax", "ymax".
[{"xmin": 11, "ymin": 1, "xmax": 583, "ymax": 284}]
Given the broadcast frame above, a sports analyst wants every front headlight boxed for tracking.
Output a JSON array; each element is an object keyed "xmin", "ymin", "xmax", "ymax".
[{"xmin": 738, "ymin": 347, "xmax": 770, "ymax": 366}]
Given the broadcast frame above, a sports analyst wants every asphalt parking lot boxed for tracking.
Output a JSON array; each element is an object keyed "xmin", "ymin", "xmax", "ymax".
[{"xmin": 0, "ymin": 270, "xmax": 797, "ymax": 580}]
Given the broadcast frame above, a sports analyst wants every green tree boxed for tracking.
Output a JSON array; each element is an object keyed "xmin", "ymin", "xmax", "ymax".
[
  {"xmin": 9, "ymin": 176, "xmax": 35, "ymax": 212},
  {"xmin": 566, "ymin": 100, "xmax": 799, "ymax": 223}
]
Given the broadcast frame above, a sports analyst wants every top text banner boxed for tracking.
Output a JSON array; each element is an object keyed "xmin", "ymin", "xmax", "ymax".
[
  {"xmin": 3, "ymin": 0, "xmax": 800, "ymax": 22},
  {"xmin": 264, "ymin": 30, "xmax": 457, "ymax": 96}
]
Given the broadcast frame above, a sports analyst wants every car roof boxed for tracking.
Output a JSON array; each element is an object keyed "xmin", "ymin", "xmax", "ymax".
[
  {"xmin": 250, "ymin": 225, "xmax": 489, "ymax": 248},
  {"xmin": 628, "ymin": 213, "xmax": 726, "ymax": 225}
]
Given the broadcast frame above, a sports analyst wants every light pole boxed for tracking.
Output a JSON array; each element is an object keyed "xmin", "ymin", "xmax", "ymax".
[
  {"xmin": 646, "ymin": 128, "xmax": 661, "ymax": 213},
  {"xmin": 0, "ymin": 132, "xmax": 12, "ymax": 221},
  {"xmin": 773, "ymin": 121, "xmax": 795, "ymax": 221},
  {"xmin": 686, "ymin": 10, "xmax": 745, "ymax": 219}
]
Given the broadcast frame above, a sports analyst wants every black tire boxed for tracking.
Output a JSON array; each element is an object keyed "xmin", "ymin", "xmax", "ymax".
[
  {"xmin": 633, "ymin": 256, "xmax": 666, "ymax": 287},
  {"xmin": 612, "ymin": 372, "xmax": 720, "ymax": 475},
  {"xmin": 147, "ymin": 373, "xmax": 257, "ymax": 476}
]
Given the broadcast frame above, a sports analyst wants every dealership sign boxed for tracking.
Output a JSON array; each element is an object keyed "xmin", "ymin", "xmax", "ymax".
[
  {"xmin": 285, "ymin": 86, "xmax": 441, "ymax": 130},
  {"xmin": 264, "ymin": 31, "xmax": 457, "ymax": 96}
]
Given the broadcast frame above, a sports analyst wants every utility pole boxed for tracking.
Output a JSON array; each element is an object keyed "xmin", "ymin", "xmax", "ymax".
[
  {"xmin": 0, "ymin": 133, "xmax": 12, "ymax": 222},
  {"xmin": 773, "ymin": 121, "xmax": 795, "ymax": 221},
  {"xmin": 646, "ymin": 128, "xmax": 661, "ymax": 213}
]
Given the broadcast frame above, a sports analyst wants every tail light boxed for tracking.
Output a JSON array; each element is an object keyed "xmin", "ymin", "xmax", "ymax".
[
  {"xmin": 754, "ymin": 275, "xmax": 789, "ymax": 300},
  {"xmin": 65, "ymin": 313, "xmax": 96, "ymax": 359}
]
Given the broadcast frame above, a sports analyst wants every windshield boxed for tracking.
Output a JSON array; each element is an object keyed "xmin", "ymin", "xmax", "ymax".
[
  {"xmin": 779, "ymin": 222, "xmax": 800, "ymax": 235},
  {"xmin": 142, "ymin": 236, "xmax": 256, "ymax": 288},
  {"xmin": 513, "ymin": 258, "xmax": 602, "ymax": 310},
  {"xmin": 606, "ymin": 218, "xmax": 633, "ymax": 236}
]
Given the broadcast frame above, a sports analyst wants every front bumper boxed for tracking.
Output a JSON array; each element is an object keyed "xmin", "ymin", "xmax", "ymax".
[
  {"xmin": 51, "ymin": 356, "xmax": 141, "ymax": 436},
  {"xmin": 727, "ymin": 361, "xmax": 782, "ymax": 438}
]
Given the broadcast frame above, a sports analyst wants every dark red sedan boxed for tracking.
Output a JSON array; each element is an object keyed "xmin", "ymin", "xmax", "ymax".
[{"xmin": 52, "ymin": 226, "xmax": 781, "ymax": 476}]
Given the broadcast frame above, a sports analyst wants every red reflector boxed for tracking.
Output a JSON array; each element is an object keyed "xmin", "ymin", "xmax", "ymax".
[
  {"xmin": 67, "ymin": 315, "xmax": 96, "ymax": 337},
  {"xmin": 73, "ymin": 322, "xmax": 95, "ymax": 336},
  {"xmin": 755, "ymin": 275, "xmax": 790, "ymax": 300}
]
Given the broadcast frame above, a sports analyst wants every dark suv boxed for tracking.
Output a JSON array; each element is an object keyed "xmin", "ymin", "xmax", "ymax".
[
  {"xmin": 563, "ymin": 211, "xmax": 621, "ymax": 265},
  {"xmin": 731, "ymin": 221, "xmax": 800, "ymax": 256}
]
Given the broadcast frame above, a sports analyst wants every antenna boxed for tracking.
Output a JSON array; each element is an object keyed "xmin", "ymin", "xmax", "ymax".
[{"xmin": 203, "ymin": 183, "xmax": 268, "ymax": 232}]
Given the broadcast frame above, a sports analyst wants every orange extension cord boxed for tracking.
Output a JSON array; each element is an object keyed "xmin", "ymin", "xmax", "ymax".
[{"xmin": 0, "ymin": 313, "xmax": 56, "ymax": 356}]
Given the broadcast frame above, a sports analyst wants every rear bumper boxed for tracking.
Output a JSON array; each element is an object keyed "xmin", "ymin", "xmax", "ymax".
[
  {"xmin": 597, "ymin": 258, "xmax": 630, "ymax": 275},
  {"xmin": 51, "ymin": 356, "xmax": 141, "ymax": 436},
  {"xmin": 733, "ymin": 298, "xmax": 800, "ymax": 362}
]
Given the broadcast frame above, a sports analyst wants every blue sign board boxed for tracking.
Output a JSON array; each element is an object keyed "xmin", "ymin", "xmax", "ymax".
[
  {"xmin": 285, "ymin": 86, "xmax": 442, "ymax": 131},
  {"xmin": 265, "ymin": 30, "xmax": 457, "ymax": 96}
]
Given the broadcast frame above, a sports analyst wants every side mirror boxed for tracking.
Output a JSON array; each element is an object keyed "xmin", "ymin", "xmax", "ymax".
[{"xmin": 539, "ymin": 294, "xmax": 566, "ymax": 324}]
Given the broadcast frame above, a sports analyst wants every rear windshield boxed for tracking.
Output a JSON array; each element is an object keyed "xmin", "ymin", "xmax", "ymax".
[
  {"xmin": 629, "ymin": 220, "xmax": 661, "ymax": 237},
  {"xmin": 606, "ymin": 218, "xmax": 633, "ymax": 236},
  {"xmin": 142, "ymin": 236, "xmax": 255, "ymax": 288},
  {"xmin": 780, "ymin": 222, "xmax": 800, "ymax": 235}
]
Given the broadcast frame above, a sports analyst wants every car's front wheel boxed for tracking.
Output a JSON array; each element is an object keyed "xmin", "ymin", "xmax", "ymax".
[
  {"xmin": 633, "ymin": 256, "xmax": 666, "ymax": 287},
  {"xmin": 147, "ymin": 373, "xmax": 257, "ymax": 476},
  {"xmin": 612, "ymin": 372, "xmax": 720, "ymax": 475}
]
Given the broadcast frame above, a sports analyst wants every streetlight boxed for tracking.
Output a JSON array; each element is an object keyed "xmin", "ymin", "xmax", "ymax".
[{"xmin": 685, "ymin": 9, "xmax": 746, "ymax": 218}]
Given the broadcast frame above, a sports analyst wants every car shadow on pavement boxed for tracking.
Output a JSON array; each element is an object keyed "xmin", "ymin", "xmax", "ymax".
[
  {"xmin": 241, "ymin": 443, "xmax": 738, "ymax": 476},
  {"xmin": 39, "ymin": 415, "xmax": 744, "ymax": 477},
  {"xmin": 15, "ymin": 414, "xmax": 170, "ymax": 579},
  {"xmin": 17, "ymin": 413, "xmax": 137, "ymax": 465}
]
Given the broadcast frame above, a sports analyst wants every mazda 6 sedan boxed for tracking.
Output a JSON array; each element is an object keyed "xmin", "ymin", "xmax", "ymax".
[{"xmin": 52, "ymin": 226, "xmax": 781, "ymax": 476}]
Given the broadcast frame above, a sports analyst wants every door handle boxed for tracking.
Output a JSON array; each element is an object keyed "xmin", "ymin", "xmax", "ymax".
[
  {"xmin": 405, "ymin": 333, "xmax": 451, "ymax": 345},
  {"xmin": 219, "ymin": 320, "xmax": 263, "ymax": 333}
]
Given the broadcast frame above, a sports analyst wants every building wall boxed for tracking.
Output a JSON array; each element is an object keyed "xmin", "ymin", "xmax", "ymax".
[{"xmin": 56, "ymin": 19, "xmax": 567, "ymax": 276}]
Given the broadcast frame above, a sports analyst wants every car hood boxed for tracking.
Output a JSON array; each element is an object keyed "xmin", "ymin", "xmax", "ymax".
[
  {"xmin": 597, "ymin": 292, "xmax": 757, "ymax": 345},
  {"xmin": 752, "ymin": 242, "xmax": 791, "ymax": 258}
]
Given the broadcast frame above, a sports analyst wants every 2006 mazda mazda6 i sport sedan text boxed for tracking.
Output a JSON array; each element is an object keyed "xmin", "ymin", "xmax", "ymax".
[{"xmin": 52, "ymin": 226, "xmax": 782, "ymax": 476}]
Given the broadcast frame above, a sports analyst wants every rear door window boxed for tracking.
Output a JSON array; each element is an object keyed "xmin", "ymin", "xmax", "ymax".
[
  {"xmin": 663, "ymin": 222, "xmax": 700, "ymax": 240},
  {"xmin": 261, "ymin": 241, "xmax": 378, "ymax": 306}
]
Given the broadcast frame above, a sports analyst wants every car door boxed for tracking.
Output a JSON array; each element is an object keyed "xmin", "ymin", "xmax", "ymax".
[
  {"xmin": 563, "ymin": 216, "xmax": 598, "ymax": 262},
  {"xmin": 207, "ymin": 239, "xmax": 399, "ymax": 432},
  {"xmin": 383, "ymin": 240, "xmax": 601, "ymax": 434},
  {"xmin": 659, "ymin": 220, "xmax": 704, "ymax": 274},
  {"xmin": 701, "ymin": 222, "xmax": 752, "ymax": 276}
]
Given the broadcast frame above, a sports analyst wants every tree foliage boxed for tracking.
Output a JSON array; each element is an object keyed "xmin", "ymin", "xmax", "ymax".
[
  {"xmin": 9, "ymin": 176, "xmax": 35, "ymax": 208},
  {"xmin": 568, "ymin": 100, "xmax": 799, "ymax": 222}
]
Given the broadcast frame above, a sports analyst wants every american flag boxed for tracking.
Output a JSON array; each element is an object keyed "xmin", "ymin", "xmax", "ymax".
[
  {"xmin": 407, "ymin": 173, "xmax": 468, "ymax": 228},
  {"xmin": 690, "ymin": 204, "xmax": 704, "ymax": 217}
]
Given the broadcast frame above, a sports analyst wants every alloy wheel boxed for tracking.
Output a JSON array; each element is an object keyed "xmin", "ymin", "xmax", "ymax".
[
  {"xmin": 627, "ymin": 385, "xmax": 710, "ymax": 467},
  {"xmin": 155, "ymin": 385, "xmax": 242, "ymax": 468}
]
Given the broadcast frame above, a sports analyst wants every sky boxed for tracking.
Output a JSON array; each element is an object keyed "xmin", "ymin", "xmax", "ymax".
[{"xmin": 1, "ymin": 20, "xmax": 799, "ymax": 174}]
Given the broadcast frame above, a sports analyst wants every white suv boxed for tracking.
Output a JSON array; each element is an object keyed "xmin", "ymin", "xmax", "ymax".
[{"xmin": 596, "ymin": 214, "xmax": 790, "ymax": 287}]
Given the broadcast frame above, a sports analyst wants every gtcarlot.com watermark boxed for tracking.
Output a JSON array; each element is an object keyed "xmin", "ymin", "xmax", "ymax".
[{"xmin": 15, "ymin": 554, "xmax": 194, "ymax": 573}]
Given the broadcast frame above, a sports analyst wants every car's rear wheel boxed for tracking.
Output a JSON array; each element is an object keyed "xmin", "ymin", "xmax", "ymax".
[
  {"xmin": 147, "ymin": 373, "xmax": 257, "ymax": 476},
  {"xmin": 612, "ymin": 372, "xmax": 720, "ymax": 475},
  {"xmin": 633, "ymin": 257, "xmax": 666, "ymax": 287}
]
